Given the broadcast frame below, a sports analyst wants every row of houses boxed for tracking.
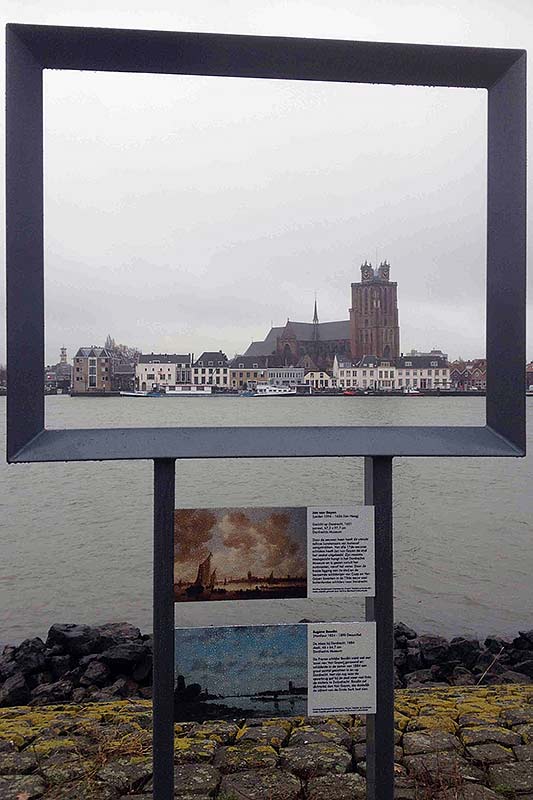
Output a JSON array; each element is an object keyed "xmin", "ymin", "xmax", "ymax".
[
  {"xmin": 50, "ymin": 347, "xmax": 533, "ymax": 394},
  {"xmin": 136, "ymin": 352, "xmax": 306, "ymax": 391},
  {"xmin": 333, "ymin": 352, "xmax": 450, "ymax": 390}
]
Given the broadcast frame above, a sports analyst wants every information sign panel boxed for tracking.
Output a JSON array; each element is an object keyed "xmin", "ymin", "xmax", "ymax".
[{"xmin": 174, "ymin": 622, "xmax": 376, "ymax": 722}]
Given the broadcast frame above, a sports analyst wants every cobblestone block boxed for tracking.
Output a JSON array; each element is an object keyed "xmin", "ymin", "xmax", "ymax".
[
  {"xmin": 404, "ymin": 751, "xmax": 484, "ymax": 784},
  {"xmin": 289, "ymin": 723, "xmax": 351, "ymax": 750},
  {"xmin": 467, "ymin": 742, "xmax": 515, "ymax": 764},
  {"xmin": 307, "ymin": 772, "xmax": 366, "ymax": 800},
  {"xmin": 516, "ymin": 723, "xmax": 533, "ymax": 744},
  {"xmin": 515, "ymin": 744, "xmax": 533, "ymax": 761},
  {"xmin": 394, "ymin": 776, "xmax": 416, "ymax": 799},
  {"xmin": 174, "ymin": 737, "xmax": 218, "ymax": 764},
  {"xmin": 500, "ymin": 707, "xmax": 533, "ymax": 726},
  {"xmin": 144, "ymin": 763, "xmax": 221, "ymax": 796},
  {"xmin": 489, "ymin": 761, "xmax": 533, "ymax": 794},
  {"xmin": 97, "ymin": 757, "xmax": 152, "ymax": 792},
  {"xmin": 0, "ymin": 774, "xmax": 46, "ymax": 799},
  {"xmin": 237, "ymin": 725, "xmax": 289, "ymax": 749},
  {"xmin": 190, "ymin": 721, "xmax": 239, "ymax": 744},
  {"xmin": 0, "ymin": 748, "xmax": 38, "ymax": 774},
  {"xmin": 461, "ymin": 725, "xmax": 521, "ymax": 747},
  {"xmin": 402, "ymin": 730, "xmax": 459, "ymax": 755},
  {"xmin": 213, "ymin": 744, "xmax": 279, "ymax": 773},
  {"xmin": 219, "ymin": 768, "xmax": 301, "ymax": 800},
  {"xmin": 279, "ymin": 742, "xmax": 352, "ymax": 779}
]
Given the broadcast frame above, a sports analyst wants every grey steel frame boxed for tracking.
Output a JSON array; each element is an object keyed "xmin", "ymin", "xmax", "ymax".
[
  {"xmin": 5, "ymin": 23, "xmax": 527, "ymax": 463},
  {"xmin": 5, "ymin": 22, "xmax": 527, "ymax": 800}
]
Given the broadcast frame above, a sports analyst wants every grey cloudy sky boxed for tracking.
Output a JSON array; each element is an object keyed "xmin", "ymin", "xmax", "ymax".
[{"xmin": 1, "ymin": 0, "xmax": 532, "ymax": 364}]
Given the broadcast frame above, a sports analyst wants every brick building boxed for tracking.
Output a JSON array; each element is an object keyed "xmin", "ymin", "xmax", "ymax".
[
  {"xmin": 448, "ymin": 359, "xmax": 487, "ymax": 390},
  {"xmin": 349, "ymin": 260, "xmax": 400, "ymax": 360},
  {"xmin": 73, "ymin": 347, "xmax": 112, "ymax": 392}
]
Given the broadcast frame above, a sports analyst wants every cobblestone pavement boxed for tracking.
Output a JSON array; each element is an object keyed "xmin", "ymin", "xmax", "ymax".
[{"xmin": 1, "ymin": 685, "xmax": 533, "ymax": 799}]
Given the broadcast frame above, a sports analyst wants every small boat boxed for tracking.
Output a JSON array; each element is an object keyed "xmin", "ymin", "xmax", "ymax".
[
  {"xmin": 247, "ymin": 384, "xmax": 297, "ymax": 397},
  {"xmin": 121, "ymin": 384, "xmax": 213, "ymax": 397},
  {"xmin": 403, "ymin": 387, "xmax": 421, "ymax": 395},
  {"xmin": 120, "ymin": 390, "xmax": 162, "ymax": 397}
]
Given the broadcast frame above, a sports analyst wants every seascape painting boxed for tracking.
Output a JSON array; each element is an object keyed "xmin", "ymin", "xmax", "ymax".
[
  {"xmin": 174, "ymin": 624, "xmax": 308, "ymax": 722},
  {"xmin": 174, "ymin": 507, "xmax": 307, "ymax": 602}
]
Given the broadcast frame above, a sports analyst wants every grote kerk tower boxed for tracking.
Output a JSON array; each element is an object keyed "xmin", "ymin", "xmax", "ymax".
[{"xmin": 349, "ymin": 260, "xmax": 400, "ymax": 359}]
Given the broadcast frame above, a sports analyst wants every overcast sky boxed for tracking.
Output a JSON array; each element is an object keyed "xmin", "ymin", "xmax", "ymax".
[{"xmin": 1, "ymin": 0, "xmax": 532, "ymax": 364}]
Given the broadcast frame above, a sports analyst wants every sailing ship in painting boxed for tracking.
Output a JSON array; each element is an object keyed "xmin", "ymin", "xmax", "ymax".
[{"xmin": 174, "ymin": 507, "xmax": 307, "ymax": 602}]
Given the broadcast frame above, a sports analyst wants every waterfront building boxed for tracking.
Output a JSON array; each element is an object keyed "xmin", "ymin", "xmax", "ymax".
[
  {"xmin": 395, "ymin": 353, "xmax": 449, "ymax": 389},
  {"xmin": 349, "ymin": 260, "xmax": 400, "ymax": 360},
  {"xmin": 333, "ymin": 355, "xmax": 397, "ymax": 390},
  {"xmin": 448, "ymin": 359, "xmax": 486, "ymax": 390},
  {"xmin": 112, "ymin": 362, "xmax": 136, "ymax": 392},
  {"xmin": 228, "ymin": 355, "xmax": 269, "ymax": 389},
  {"xmin": 304, "ymin": 371, "xmax": 336, "ymax": 389},
  {"xmin": 333, "ymin": 352, "xmax": 449, "ymax": 390},
  {"xmin": 45, "ymin": 347, "xmax": 72, "ymax": 393},
  {"xmin": 267, "ymin": 367, "xmax": 305, "ymax": 386},
  {"xmin": 73, "ymin": 346, "xmax": 112, "ymax": 392},
  {"xmin": 136, "ymin": 353, "xmax": 191, "ymax": 392},
  {"xmin": 191, "ymin": 351, "xmax": 229, "ymax": 388}
]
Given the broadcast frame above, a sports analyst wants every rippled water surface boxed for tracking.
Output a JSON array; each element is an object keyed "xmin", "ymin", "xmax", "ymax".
[{"xmin": 1, "ymin": 396, "xmax": 531, "ymax": 642}]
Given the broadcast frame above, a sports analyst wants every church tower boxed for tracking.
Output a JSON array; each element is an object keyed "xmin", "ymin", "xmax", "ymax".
[{"xmin": 349, "ymin": 260, "xmax": 400, "ymax": 359}]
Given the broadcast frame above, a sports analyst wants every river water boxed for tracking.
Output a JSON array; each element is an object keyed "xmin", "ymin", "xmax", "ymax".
[{"xmin": 0, "ymin": 396, "xmax": 531, "ymax": 643}]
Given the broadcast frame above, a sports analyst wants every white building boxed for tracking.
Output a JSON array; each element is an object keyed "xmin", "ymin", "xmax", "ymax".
[
  {"xmin": 332, "ymin": 353, "xmax": 449, "ymax": 390},
  {"xmin": 395, "ymin": 354, "xmax": 449, "ymax": 389},
  {"xmin": 191, "ymin": 351, "xmax": 230, "ymax": 388},
  {"xmin": 267, "ymin": 367, "xmax": 305, "ymax": 386},
  {"xmin": 304, "ymin": 371, "xmax": 336, "ymax": 389},
  {"xmin": 136, "ymin": 353, "xmax": 191, "ymax": 391}
]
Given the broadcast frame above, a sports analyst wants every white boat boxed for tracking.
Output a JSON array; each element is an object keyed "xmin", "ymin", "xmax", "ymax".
[
  {"xmin": 250, "ymin": 384, "xmax": 297, "ymax": 397},
  {"xmin": 121, "ymin": 384, "xmax": 213, "ymax": 397}
]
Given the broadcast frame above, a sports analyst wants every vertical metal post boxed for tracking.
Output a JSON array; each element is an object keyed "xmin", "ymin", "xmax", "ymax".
[
  {"xmin": 153, "ymin": 459, "xmax": 176, "ymax": 800},
  {"xmin": 365, "ymin": 456, "xmax": 394, "ymax": 800}
]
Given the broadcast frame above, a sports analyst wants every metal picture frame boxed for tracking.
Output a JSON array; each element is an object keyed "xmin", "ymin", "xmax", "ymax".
[{"xmin": 5, "ymin": 24, "xmax": 527, "ymax": 463}]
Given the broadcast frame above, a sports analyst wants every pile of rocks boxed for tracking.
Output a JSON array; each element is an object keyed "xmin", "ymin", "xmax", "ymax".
[
  {"xmin": 0, "ymin": 622, "xmax": 152, "ymax": 707},
  {"xmin": 1, "ymin": 621, "xmax": 533, "ymax": 709},
  {"xmin": 393, "ymin": 622, "xmax": 533, "ymax": 689}
]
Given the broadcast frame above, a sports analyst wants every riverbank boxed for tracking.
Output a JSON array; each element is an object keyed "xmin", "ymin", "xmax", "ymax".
[
  {"xmin": 1, "ymin": 685, "xmax": 533, "ymax": 799},
  {"xmin": 1, "ymin": 622, "xmax": 532, "ymax": 710}
]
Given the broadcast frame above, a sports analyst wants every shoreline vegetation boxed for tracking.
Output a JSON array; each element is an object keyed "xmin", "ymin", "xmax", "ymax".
[{"xmin": 1, "ymin": 622, "xmax": 532, "ymax": 716}]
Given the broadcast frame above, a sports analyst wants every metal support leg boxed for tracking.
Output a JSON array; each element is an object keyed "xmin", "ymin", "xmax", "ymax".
[
  {"xmin": 153, "ymin": 459, "xmax": 176, "ymax": 800},
  {"xmin": 365, "ymin": 456, "xmax": 394, "ymax": 800}
]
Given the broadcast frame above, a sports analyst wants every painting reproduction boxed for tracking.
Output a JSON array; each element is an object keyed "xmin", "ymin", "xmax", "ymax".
[
  {"xmin": 174, "ymin": 507, "xmax": 307, "ymax": 602},
  {"xmin": 174, "ymin": 624, "xmax": 308, "ymax": 721}
]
